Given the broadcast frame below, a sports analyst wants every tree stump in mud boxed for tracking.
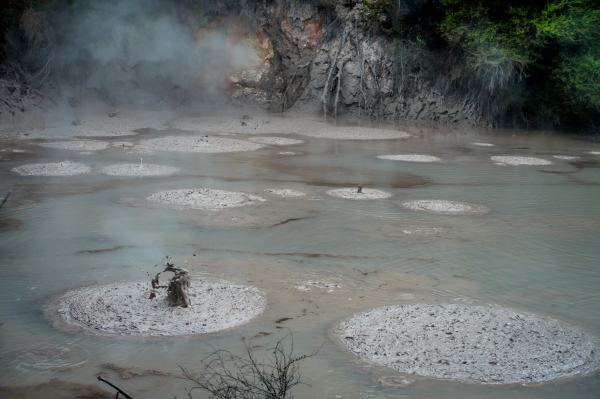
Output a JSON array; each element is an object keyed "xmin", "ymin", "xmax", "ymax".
[{"xmin": 151, "ymin": 257, "xmax": 191, "ymax": 307}]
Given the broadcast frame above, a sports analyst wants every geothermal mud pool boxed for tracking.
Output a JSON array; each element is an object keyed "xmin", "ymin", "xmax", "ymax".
[{"xmin": 2, "ymin": 113, "xmax": 600, "ymax": 399}]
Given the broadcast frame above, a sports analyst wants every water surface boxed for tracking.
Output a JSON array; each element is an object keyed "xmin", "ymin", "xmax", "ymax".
[{"xmin": 1, "ymin": 119, "xmax": 600, "ymax": 398}]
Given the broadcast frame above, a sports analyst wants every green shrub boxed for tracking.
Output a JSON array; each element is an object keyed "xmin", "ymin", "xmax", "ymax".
[{"xmin": 437, "ymin": 0, "xmax": 600, "ymax": 125}]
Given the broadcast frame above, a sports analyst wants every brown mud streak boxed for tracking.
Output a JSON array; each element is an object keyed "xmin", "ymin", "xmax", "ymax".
[
  {"xmin": 102, "ymin": 363, "xmax": 172, "ymax": 379},
  {"xmin": 539, "ymin": 160, "xmax": 600, "ymax": 185},
  {"xmin": 187, "ymin": 245, "xmax": 378, "ymax": 259},
  {"xmin": 570, "ymin": 159, "xmax": 600, "ymax": 170},
  {"xmin": 0, "ymin": 217, "xmax": 22, "ymax": 233},
  {"xmin": 262, "ymin": 215, "xmax": 318, "ymax": 228},
  {"xmin": 76, "ymin": 245, "xmax": 134, "ymax": 254},
  {"xmin": 454, "ymin": 146, "xmax": 474, "ymax": 154}
]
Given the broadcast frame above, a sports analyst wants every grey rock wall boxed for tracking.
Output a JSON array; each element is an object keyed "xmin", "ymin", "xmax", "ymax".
[{"xmin": 232, "ymin": 1, "xmax": 493, "ymax": 126}]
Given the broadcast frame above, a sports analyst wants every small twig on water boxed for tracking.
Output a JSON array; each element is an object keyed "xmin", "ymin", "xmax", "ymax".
[{"xmin": 0, "ymin": 192, "xmax": 10, "ymax": 209}]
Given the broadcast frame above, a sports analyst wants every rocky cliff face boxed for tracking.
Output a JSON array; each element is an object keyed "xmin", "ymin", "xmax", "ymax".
[
  {"xmin": 217, "ymin": 1, "xmax": 492, "ymax": 126},
  {"xmin": 0, "ymin": 0, "xmax": 493, "ymax": 127}
]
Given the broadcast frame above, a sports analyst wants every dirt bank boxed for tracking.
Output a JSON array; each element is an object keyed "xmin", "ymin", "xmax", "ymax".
[{"xmin": 0, "ymin": 378, "xmax": 112, "ymax": 399}]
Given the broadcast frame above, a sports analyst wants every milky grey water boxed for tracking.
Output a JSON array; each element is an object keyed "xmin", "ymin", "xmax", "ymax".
[{"xmin": 1, "ymin": 120, "xmax": 600, "ymax": 398}]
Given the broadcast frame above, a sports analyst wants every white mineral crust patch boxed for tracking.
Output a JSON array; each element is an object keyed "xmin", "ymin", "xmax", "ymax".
[
  {"xmin": 135, "ymin": 136, "xmax": 264, "ymax": 153},
  {"xmin": 147, "ymin": 188, "xmax": 266, "ymax": 210},
  {"xmin": 326, "ymin": 188, "xmax": 392, "ymax": 200},
  {"xmin": 590, "ymin": 151, "xmax": 600, "ymax": 155},
  {"xmin": 473, "ymin": 143, "xmax": 495, "ymax": 147},
  {"xmin": 248, "ymin": 137, "xmax": 303, "ymax": 145},
  {"xmin": 38, "ymin": 140, "xmax": 110, "ymax": 151},
  {"xmin": 336, "ymin": 304, "xmax": 600, "ymax": 384},
  {"xmin": 56, "ymin": 281, "xmax": 266, "ymax": 336},
  {"xmin": 401, "ymin": 200, "xmax": 488, "ymax": 214},
  {"xmin": 377, "ymin": 154, "xmax": 440, "ymax": 162},
  {"xmin": 12, "ymin": 161, "xmax": 91, "ymax": 176},
  {"xmin": 491, "ymin": 156, "xmax": 553, "ymax": 165},
  {"xmin": 301, "ymin": 127, "xmax": 411, "ymax": 140},
  {"xmin": 267, "ymin": 189, "xmax": 305, "ymax": 197},
  {"xmin": 554, "ymin": 155, "xmax": 580, "ymax": 160},
  {"xmin": 101, "ymin": 164, "xmax": 178, "ymax": 176}
]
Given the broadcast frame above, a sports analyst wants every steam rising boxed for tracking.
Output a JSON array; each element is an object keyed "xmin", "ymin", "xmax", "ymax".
[{"xmin": 57, "ymin": 0, "xmax": 257, "ymax": 109}]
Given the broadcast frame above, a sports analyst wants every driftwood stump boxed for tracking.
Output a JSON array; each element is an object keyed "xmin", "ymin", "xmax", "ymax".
[
  {"xmin": 151, "ymin": 257, "xmax": 191, "ymax": 307},
  {"xmin": 357, "ymin": 185, "xmax": 363, "ymax": 193}
]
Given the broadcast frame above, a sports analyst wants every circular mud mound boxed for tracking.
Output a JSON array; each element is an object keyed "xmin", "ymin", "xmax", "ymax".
[
  {"xmin": 491, "ymin": 156, "xmax": 553, "ymax": 165},
  {"xmin": 38, "ymin": 140, "xmax": 110, "ymax": 151},
  {"xmin": 147, "ymin": 188, "xmax": 266, "ymax": 210},
  {"xmin": 336, "ymin": 304, "xmax": 600, "ymax": 384},
  {"xmin": 55, "ymin": 281, "xmax": 265, "ymax": 336},
  {"xmin": 136, "ymin": 136, "xmax": 264, "ymax": 153},
  {"xmin": 101, "ymin": 164, "xmax": 178, "ymax": 177},
  {"xmin": 326, "ymin": 188, "xmax": 392, "ymax": 200},
  {"xmin": 400, "ymin": 200, "xmax": 488, "ymax": 215},
  {"xmin": 378, "ymin": 154, "xmax": 440, "ymax": 162},
  {"xmin": 248, "ymin": 137, "xmax": 303, "ymax": 145},
  {"xmin": 12, "ymin": 161, "xmax": 91, "ymax": 176}
]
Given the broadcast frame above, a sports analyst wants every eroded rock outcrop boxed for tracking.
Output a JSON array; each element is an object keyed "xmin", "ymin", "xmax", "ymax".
[{"xmin": 219, "ymin": 1, "xmax": 493, "ymax": 126}]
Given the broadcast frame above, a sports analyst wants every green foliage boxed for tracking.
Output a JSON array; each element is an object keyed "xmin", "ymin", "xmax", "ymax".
[
  {"xmin": 553, "ymin": 45, "xmax": 600, "ymax": 113},
  {"xmin": 437, "ymin": 0, "xmax": 600, "ymax": 125},
  {"xmin": 360, "ymin": 0, "xmax": 393, "ymax": 30},
  {"xmin": 438, "ymin": 1, "xmax": 543, "ymax": 67}
]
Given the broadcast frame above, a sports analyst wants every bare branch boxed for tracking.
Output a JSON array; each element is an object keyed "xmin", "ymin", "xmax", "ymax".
[{"xmin": 181, "ymin": 333, "xmax": 320, "ymax": 399}]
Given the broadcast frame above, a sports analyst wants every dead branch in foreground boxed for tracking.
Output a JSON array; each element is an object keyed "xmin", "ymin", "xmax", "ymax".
[
  {"xmin": 97, "ymin": 376, "xmax": 135, "ymax": 399},
  {"xmin": 181, "ymin": 334, "xmax": 321, "ymax": 399}
]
